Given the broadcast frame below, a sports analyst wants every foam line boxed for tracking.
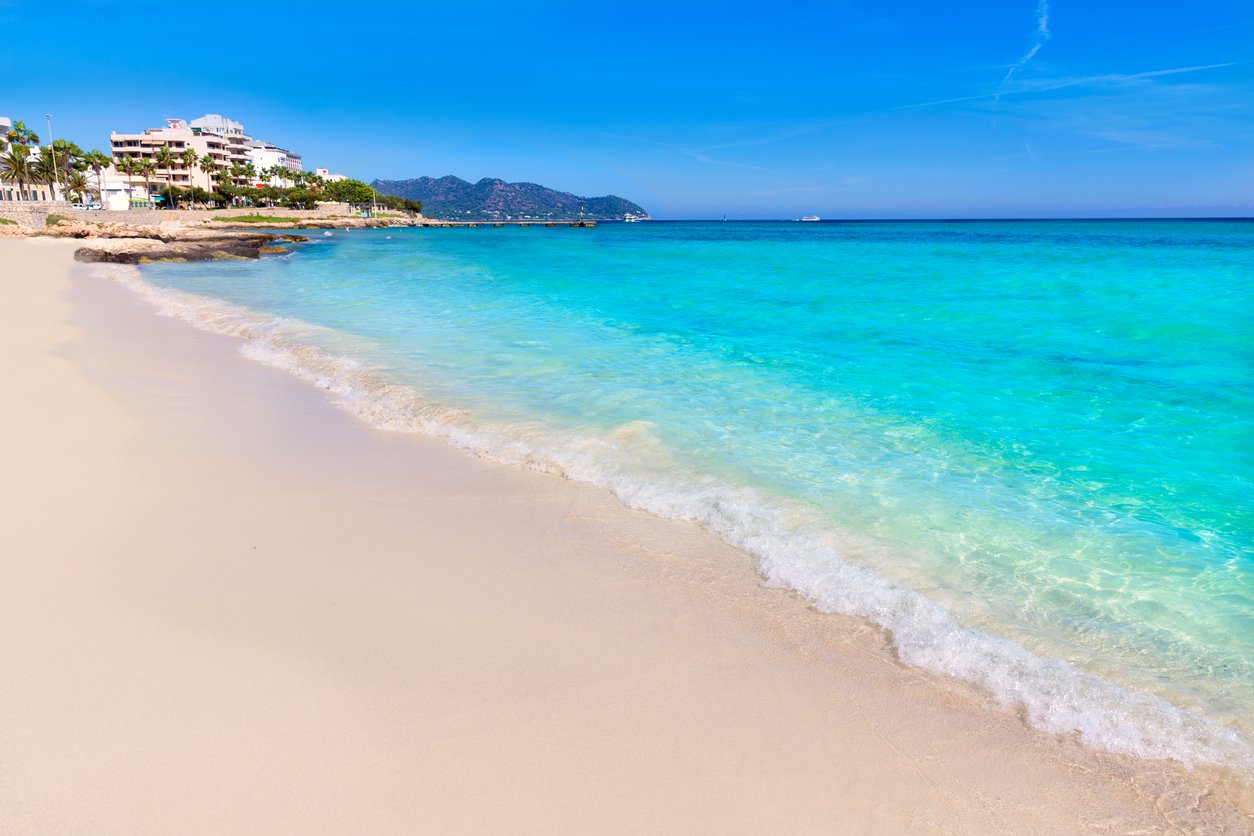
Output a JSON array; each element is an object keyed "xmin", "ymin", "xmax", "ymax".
[{"xmin": 96, "ymin": 263, "xmax": 1254, "ymax": 776}]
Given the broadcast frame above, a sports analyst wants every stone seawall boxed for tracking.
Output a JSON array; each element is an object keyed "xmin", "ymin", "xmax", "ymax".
[
  {"xmin": 0, "ymin": 202, "xmax": 75, "ymax": 229},
  {"xmin": 65, "ymin": 204, "xmax": 359, "ymax": 227}
]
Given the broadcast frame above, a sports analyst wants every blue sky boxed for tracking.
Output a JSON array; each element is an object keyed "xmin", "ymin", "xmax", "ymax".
[{"xmin": 2, "ymin": 0, "xmax": 1251, "ymax": 218}]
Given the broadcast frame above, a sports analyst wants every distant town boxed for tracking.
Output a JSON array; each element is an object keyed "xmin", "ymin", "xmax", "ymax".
[{"xmin": 0, "ymin": 112, "xmax": 405, "ymax": 211}]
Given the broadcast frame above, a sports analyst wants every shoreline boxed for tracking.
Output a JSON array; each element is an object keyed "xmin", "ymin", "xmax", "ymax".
[
  {"xmin": 2, "ymin": 237, "xmax": 1249, "ymax": 832},
  {"xmin": 0, "ymin": 211, "xmax": 603, "ymax": 265}
]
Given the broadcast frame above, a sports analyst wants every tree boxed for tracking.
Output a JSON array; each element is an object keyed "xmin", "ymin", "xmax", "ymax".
[
  {"xmin": 217, "ymin": 182, "xmax": 242, "ymax": 206},
  {"xmin": 285, "ymin": 187, "xmax": 319, "ymax": 210},
  {"xmin": 153, "ymin": 146, "xmax": 176, "ymax": 208},
  {"xmin": 324, "ymin": 178, "xmax": 374, "ymax": 205},
  {"xmin": 32, "ymin": 142, "xmax": 76, "ymax": 199},
  {"xmin": 187, "ymin": 186, "xmax": 212, "ymax": 207},
  {"xmin": 0, "ymin": 145, "xmax": 33, "ymax": 200},
  {"xmin": 199, "ymin": 154, "xmax": 220, "ymax": 202},
  {"xmin": 114, "ymin": 155, "xmax": 135, "ymax": 205},
  {"xmin": 5, "ymin": 120, "xmax": 38, "ymax": 148},
  {"xmin": 37, "ymin": 140, "xmax": 79, "ymax": 198},
  {"xmin": 157, "ymin": 185, "xmax": 186, "ymax": 208},
  {"xmin": 181, "ymin": 146, "xmax": 200, "ymax": 195},
  {"xmin": 31, "ymin": 150, "xmax": 60, "ymax": 200},
  {"xmin": 52, "ymin": 139, "xmax": 83, "ymax": 182},
  {"xmin": 84, "ymin": 150, "xmax": 111, "ymax": 208},
  {"xmin": 251, "ymin": 184, "xmax": 277, "ymax": 207},
  {"xmin": 137, "ymin": 158, "xmax": 157, "ymax": 207},
  {"xmin": 180, "ymin": 147, "xmax": 199, "ymax": 204},
  {"xmin": 64, "ymin": 169, "xmax": 90, "ymax": 204}
]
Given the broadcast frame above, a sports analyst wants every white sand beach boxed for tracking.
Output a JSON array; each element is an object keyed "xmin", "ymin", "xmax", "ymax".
[{"xmin": 1, "ymin": 237, "xmax": 1247, "ymax": 833}]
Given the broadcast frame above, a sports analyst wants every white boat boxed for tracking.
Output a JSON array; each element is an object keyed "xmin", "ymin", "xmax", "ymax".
[
  {"xmin": 623, "ymin": 212, "xmax": 648, "ymax": 223},
  {"xmin": 800, "ymin": 215, "xmax": 821, "ymax": 222}
]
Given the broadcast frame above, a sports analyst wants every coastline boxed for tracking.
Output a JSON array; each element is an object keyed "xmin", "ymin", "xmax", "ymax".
[{"xmin": 1, "ymin": 237, "xmax": 1249, "ymax": 832}]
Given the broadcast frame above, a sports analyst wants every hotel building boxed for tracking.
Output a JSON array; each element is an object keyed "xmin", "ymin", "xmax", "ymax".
[
  {"xmin": 1, "ymin": 113, "xmax": 55, "ymax": 202},
  {"xmin": 109, "ymin": 115, "xmax": 250, "ymax": 193},
  {"xmin": 247, "ymin": 140, "xmax": 303, "ymax": 186}
]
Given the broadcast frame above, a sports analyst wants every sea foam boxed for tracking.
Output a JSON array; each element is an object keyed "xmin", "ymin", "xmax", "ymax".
[{"xmin": 96, "ymin": 262, "xmax": 1254, "ymax": 776}]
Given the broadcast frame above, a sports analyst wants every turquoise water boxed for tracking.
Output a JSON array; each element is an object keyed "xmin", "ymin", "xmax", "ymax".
[{"xmin": 136, "ymin": 220, "xmax": 1254, "ymax": 770}]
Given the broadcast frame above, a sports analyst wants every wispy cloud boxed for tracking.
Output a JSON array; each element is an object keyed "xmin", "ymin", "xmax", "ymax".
[
  {"xmin": 597, "ymin": 130, "xmax": 782, "ymax": 172},
  {"xmin": 684, "ymin": 150, "xmax": 774, "ymax": 172},
  {"xmin": 999, "ymin": 71, "xmax": 1247, "ymax": 153},
  {"xmin": 999, "ymin": 0, "xmax": 1052, "ymax": 97},
  {"xmin": 702, "ymin": 124, "xmax": 824, "ymax": 152},
  {"xmin": 892, "ymin": 62, "xmax": 1241, "ymax": 110},
  {"xmin": 1081, "ymin": 128, "xmax": 1221, "ymax": 151}
]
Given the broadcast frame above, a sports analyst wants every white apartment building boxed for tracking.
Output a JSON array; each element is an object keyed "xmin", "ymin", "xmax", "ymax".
[
  {"xmin": 247, "ymin": 140, "xmax": 303, "ymax": 186},
  {"xmin": 189, "ymin": 113, "xmax": 246, "ymax": 139},
  {"xmin": 315, "ymin": 167, "xmax": 348, "ymax": 183},
  {"xmin": 96, "ymin": 168, "xmax": 149, "ymax": 210},
  {"xmin": 79, "ymin": 112, "xmax": 328, "ymax": 207}
]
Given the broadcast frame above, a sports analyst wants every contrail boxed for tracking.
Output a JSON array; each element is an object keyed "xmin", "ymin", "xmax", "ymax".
[{"xmin": 1000, "ymin": 0, "xmax": 1051, "ymax": 94}]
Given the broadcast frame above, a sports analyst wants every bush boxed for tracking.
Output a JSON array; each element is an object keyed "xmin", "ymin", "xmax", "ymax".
[{"xmin": 45, "ymin": 213, "xmax": 71, "ymax": 226}]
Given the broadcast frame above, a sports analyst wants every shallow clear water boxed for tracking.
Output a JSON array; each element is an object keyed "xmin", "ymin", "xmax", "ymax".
[{"xmin": 139, "ymin": 219, "xmax": 1254, "ymax": 770}]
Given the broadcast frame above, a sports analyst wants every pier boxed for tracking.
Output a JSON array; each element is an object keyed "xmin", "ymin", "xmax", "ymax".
[{"xmin": 418, "ymin": 220, "xmax": 598, "ymax": 228}]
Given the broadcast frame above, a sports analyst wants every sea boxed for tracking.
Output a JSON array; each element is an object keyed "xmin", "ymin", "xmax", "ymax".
[{"xmin": 130, "ymin": 219, "xmax": 1254, "ymax": 774}]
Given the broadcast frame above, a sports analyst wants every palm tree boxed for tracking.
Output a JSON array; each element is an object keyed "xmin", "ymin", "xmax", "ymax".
[
  {"xmin": 4, "ymin": 120, "xmax": 39, "ymax": 148},
  {"xmin": 115, "ymin": 155, "xmax": 136, "ymax": 186},
  {"xmin": 153, "ymin": 146, "xmax": 176, "ymax": 208},
  {"xmin": 48, "ymin": 140, "xmax": 80, "ymax": 198},
  {"xmin": 199, "ymin": 154, "xmax": 220, "ymax": 194},
  {"xmin": 136, "ymin": 157, "xmax": 156, "ymax": 208},
  {"xmin": 64, "ymin": 169, "xmax": 90, "ymax": 204},
  {"xmin": 0, "ymin": 145, "xmax": 33, "ymax": 200},
  {"xmin": 84, "ymin": 150, "xmax": 111, "ymax": 208},
  {"xmin": 180, "ymin": 148, "xmax": 197, "ymax": 179},
  {"xmin": 179, "ymin": 147, "xmax": 199, "ymax": 206},
  {"xmin": 32, "ymin": 150, "xmax": 65, "ymax": 201}
]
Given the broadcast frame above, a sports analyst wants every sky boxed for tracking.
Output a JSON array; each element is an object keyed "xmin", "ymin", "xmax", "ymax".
[{"xmin": 2, "ymin": 0, "xmax": 1251, "ymax": 218}]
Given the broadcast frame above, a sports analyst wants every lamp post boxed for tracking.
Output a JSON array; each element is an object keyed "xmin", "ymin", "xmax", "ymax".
[{"xmin": 45, "ymin": 113, "xmax": 61, "ymax": 201}]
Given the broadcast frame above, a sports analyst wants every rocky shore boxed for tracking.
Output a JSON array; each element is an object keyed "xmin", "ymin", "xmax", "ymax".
[
  {"xmin": 0, "ymin": 210, "xmax": 593, "ymax": 264},
  {"xmin": 0, "ymin": 214, "xmax": 435, "ymax": 263}
]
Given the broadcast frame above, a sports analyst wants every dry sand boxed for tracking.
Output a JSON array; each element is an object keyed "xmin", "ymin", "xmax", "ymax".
[{"xmin": 1, "ymin": 238, "xmax": 1248, "ymax": 834}]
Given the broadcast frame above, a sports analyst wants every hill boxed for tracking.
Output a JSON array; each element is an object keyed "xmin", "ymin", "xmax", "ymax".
[{"xmin": 371, "ymin": 175, "xmax": 648, "ymax": 221}]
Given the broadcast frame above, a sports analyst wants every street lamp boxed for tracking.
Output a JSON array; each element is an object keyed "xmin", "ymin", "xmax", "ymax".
[{"xmin": 45, "ymin": 113, "xmax": 61, "ymax": 201}]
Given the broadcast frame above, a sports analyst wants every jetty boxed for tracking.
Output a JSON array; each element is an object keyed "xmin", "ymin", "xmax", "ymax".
[{"xmin": 425, "ymin": 220, "xmax": 598, "ymax": 228}]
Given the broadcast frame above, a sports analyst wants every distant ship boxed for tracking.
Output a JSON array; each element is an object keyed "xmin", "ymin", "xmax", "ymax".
[
  {"xmin": 623, "ymin": 212, "xmax": 649, "ymax": 223},
  {"xmin": 800, "ymin": 215, "xmax": 821, "ymax": 222}
]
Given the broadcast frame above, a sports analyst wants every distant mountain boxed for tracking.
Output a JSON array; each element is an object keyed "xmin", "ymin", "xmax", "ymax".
[{"xmin": 371, "ymin": 175, "xmax": 648, "ymax": 221}]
